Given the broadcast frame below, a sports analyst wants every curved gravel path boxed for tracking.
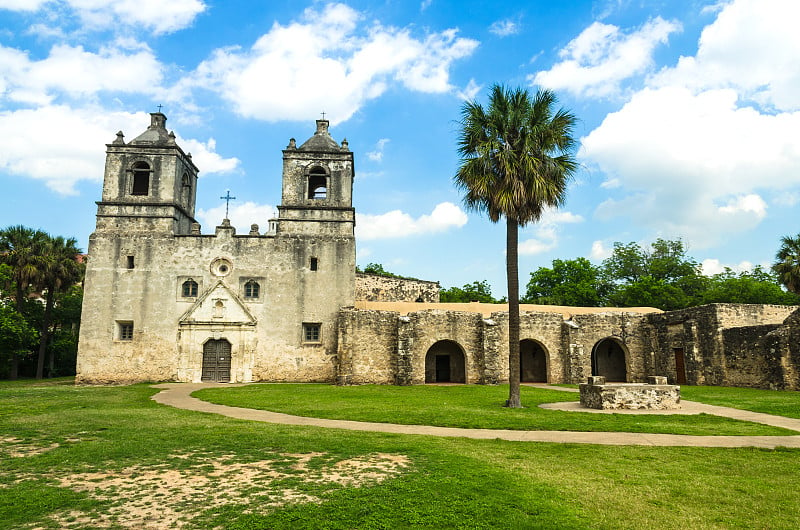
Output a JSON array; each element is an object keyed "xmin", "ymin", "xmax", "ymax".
[{"xmin": 151, "ymin": 383, "xmax": 800, "ymax": 448}]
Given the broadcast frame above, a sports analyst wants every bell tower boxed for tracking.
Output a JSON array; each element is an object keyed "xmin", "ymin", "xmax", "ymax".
[
  {"xmin": 278, "ymin": 119, "xmax": 355, "ymax": 236},
  {"xmin": 95, "ymin": 112, "xmax": 199, "ymax": 235}
]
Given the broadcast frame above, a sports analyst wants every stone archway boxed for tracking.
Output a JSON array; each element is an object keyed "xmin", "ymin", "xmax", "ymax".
[
  {"xmin": 202, "ymin": 339, "xmax": 232, "ymax": 382},
  {"xmin": 591, "ymin": 338, "xmax": 627, "ymax": 382},
  {"xmin": 520, "ymin": 339, "xmax": 548, "ymax": 383},
  {"xmin": 424, "ymin": 340, "xmax": 466, "ymax": 383}
]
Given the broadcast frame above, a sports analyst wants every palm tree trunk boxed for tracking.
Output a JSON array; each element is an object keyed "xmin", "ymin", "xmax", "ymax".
[
  {"xmin": 36, "ymin": 289, "xmax": 55, "ymax": 379},
  {"xmin": 505, "ymin": 217, "xmax": 522, "ymax": 408}
]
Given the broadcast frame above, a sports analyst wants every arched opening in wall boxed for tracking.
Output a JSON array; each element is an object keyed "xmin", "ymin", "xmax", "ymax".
[
  {"xmin": 520, "ymin": 339, "xmax": 548, "ymax": 383},
  {"xmin": 181, "ymin": 172, "xmax": 192, "ymax": 205},
  {"xmin": 591, "ymin": 338, "xmax": 627, "ymax": 382},
  {"xmin": 424, "ymin": 340, "xmax": 466, "ymax": 383},
  {"xmin": 131, "ymin": 161, "xmax": 150, "ymax": 196},
  {"xmin": 307, "ymin": 166, "xmax": 327, "ymax": 199},
  {"xmin": 202, "ymin": 339, "xmax": 231, "ymax": 382}
]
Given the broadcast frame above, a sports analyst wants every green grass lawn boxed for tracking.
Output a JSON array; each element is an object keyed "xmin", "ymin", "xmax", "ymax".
[
  {"xmin": 1, "ymin": 380, "xmax": 800, "ymax": 529},
  {"xmin": 194, "ymin": 383, "xmax": 793, "ymax": 436}
]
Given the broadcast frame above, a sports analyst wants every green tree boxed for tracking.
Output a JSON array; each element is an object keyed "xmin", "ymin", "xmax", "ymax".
[
  {"xmin": 0, "ymin": 225, "xmax": 48, "ymax": 379},
  {"xmin": 523, "ymin": 257, "xmax": 609, "ymax": 306},
  {"xmin": 0, "ymin": 303, "xmax": 38, "ymax": 378},
  {"xmin": 440, "ymin": 280, "xmax": 497, "ymax": 303},
  {"xmin": 700, "ymin": 266, "xmax": 800, "ymax": 305},
  {"xmin": 34, "ymin": 236, "xmax": 83, "ymax": 379},
  {"xmin": 602, "ymin": 239, "xmax": 704, "ymax": 310},
  {"xmin": 773, "ymin": 233, "xmax": 800, "ymax": 294},
  {"xmin": 455, "ymin": 85, "xmax": 578, "ymax": 408}
]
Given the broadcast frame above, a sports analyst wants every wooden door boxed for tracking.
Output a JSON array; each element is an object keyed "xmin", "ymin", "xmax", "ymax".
[
  {"xmin": 202, "ymin": 339, "xmax": 231, "ymax": 382},
  {"xmin": 673, "ymin": 348, "xmax": 687, "ymax": 384}
]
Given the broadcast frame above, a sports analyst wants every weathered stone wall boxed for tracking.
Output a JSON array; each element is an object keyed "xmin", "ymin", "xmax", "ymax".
[
  {"xmin": 721, "ymin": 325, "xmax": 784, "ymax": 388},
  {"xmin": 336, "ymin": 308, "xmax": 398, "ymax": 384},
  {"xmin": 489, "ymin": 311, "xmax": 566, "ymax": 383},
  {"xmin": 647, "ymin": 304, "xmax": 799, "ymax": 386},
  {"xmin": 355, "ymin": 273, "xmax": 440, "ymax": 303}
]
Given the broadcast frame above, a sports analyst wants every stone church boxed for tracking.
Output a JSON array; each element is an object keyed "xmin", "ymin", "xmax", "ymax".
[{"xmin": 77, "ymin": 113, "xmax": 800, "ymax": 390}]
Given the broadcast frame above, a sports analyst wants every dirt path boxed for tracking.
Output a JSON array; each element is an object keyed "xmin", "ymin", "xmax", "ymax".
[{"xmin": 151, "ymin": 383, "xmax": 800, "ymax": 448}]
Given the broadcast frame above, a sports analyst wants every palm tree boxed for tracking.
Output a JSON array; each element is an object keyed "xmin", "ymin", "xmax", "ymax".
[
  {"xmin": 454, "ymin": 85, "xmax": 578, "ymax": 407},
  {"xmin": 34, "ymin": 235, "xmax": 83, "ymax": 379},
  {"xmin": 0, "ymin": 225, "xmax": 47, "ymax": 379},
  {"xmin": 773, "ymin": 233, "xmax": 800, "ymax": 294}
]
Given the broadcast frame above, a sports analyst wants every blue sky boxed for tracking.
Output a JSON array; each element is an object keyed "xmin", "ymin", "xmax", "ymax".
[{"xmin": 1, "ymin": 0, "xmax": 799, "ymax": 297}]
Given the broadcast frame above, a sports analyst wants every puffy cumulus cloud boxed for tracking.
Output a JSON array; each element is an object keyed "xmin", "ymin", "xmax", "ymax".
[
  {"xmin": 0, "ymin": 106, "xmax": 145, "ymax": 195},
  {"xmin": 518, "ymin": 207, "xmax": 584, "ymax": 256},
  {"xmin": 366, "ymin": 138, "xmax": 390, "ymax": 162},
  {"xmin": 177, "ymin": 137, "xmax": 240, "ymax": 175},
  {"xmin": 589, "ymin": 240, "xmax": 612, "ymax": 260},
  {"xmin": 0, "ymin": 0, "xmax": 47, "ymax": 10},
  {"xmin": 0, "ymin": 106, "xmax": 238, "ymax": 195},
  {"xmin": 356, "ymin": 202, "xmax": 468, "ymax": 240},
  {"xmin": 532, "ymin": 17, "xmax": 680, "ymax": 98},
  {"xmin": 651, "ymin": 0, "xmax": 800, "ymax": 111},
  {"xmin": 190, "ymin": 3, "xmax": 478, "ymax": 122},
  {"xmin": 196, "ymin": 202, "xmax": 277, "ymax": 234},
  {"xmin": 5, "ymin": 0, "xmax": 206, "ymax": 34},
  {"xmin": 578, "ymin": 0, "xmax": 800, "ymax": 248},
  {"xmin": 0, "ymin": 43, "xmax": 163, "ymax": 104},
  {"xmin": 700, "ymin": 258, "xmax": 756, "ymax": 276},
  {"xmin": 489, "ymin": 19, "xmax": 520, "ymax": 37}
]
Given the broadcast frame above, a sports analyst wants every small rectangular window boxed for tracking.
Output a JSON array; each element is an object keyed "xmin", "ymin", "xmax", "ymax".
[
  {"xmin": 310, "ymin": 257, "xmax": 318, "ymax": 271},
  {"xmin": 303, "ymin": 323, "xmax": 321, "ymax": 343},
  {"xmin": 126, "ymin": 255, "xmax": 134, "ymax": 269},
  {"xmin": 118, "ymin": 322, "xmax": 134, "ymax": 341}
]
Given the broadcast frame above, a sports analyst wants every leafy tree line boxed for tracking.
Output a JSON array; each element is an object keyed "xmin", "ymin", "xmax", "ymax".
[
  {"xmin": 0, "ymin": 225, "xmax": 84, "ymax": 379},
  {"xmin": 522, "ymin": 238, "xmax": 800, "ymax": 310}
]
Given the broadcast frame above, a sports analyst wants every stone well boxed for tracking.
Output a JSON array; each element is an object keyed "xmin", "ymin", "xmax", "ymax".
[{"xmin": 579, "ymin": 376, "xmax": 681, "ymax": 410}]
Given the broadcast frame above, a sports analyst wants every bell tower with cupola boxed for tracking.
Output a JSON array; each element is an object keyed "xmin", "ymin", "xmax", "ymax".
[
  {"xmin": 95, "ymin": 112, "xmax": 199, "ymax": 235},
  {"xmin": 278, "ymin": 118, "xmax": 355, "ymax": 236}
]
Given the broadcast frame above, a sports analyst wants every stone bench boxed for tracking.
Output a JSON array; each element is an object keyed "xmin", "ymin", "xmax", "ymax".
[{"xmin": 579, "ymin": 376, "xmax": 681, "ymax": 410}]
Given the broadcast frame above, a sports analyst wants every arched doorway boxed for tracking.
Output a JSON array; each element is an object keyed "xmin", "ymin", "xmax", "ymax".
[
  {"xmin": 591, "ymin": 338, "xmax": 627, "ymax": 382},
  {"xmin": 520, "ymin": 339, "xmax": 548, "ymax": 382},
  {"xmin": 202, "ymin": 339, "xmax": 231, "ymax": 382},
  {"xmin": 425, "ymin": 340, "xmax": 466, "ymax": 383}
]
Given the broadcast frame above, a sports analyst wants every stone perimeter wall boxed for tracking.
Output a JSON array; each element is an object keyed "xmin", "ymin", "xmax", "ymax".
[
  {"xmin": 336, "ymin": 304, "xmax": 800, "ymax": 389},
  {"xmin": 355, "ymin": 273, "xmax": 440, "ymax": 303}
]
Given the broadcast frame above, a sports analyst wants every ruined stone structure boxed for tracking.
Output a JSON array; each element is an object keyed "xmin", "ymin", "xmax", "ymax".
[
  {"xmin": 355, "ymin": 273, "xmax": 440, "ymax": 303},
  {"xmin": 77, "ymin": 113, "xmax": 800, "ymax": 390}
]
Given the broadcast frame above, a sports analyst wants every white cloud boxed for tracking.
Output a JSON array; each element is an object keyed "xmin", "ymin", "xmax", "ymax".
[
  {"xmin": 701, "ymin": 258, "xmax": 755, "ymax": 276},
  {"xmin": 0, "ymin": 43, "xmax": 163, "ymax": 104},
  {"xmin": 518, "ymin": 207, "xmax": 584, "ymax": 256},
  {"xmin": 457, "ymin": 78, "xmax": 481, "ymax": 101},
  {"xmin": 189, "ymin": 3, "xmax": 478, "ymax": 122},
  {"xmin": 0, "ymin": 0, "xmax": 47, "ymax": 10},
  {"xmin": 420, "ymin": 0, "xmax": 433, "ymax": 11},
  {"xmin": 366, "ymin": 138, "xmax": 390, "ymax": 162},
  {"xmin": 489, "ymin": 19, "xmax": 519, "ymax": 37},
  {"xmin": 589, "ymin": 240, "xmax": 612, "ymax": 260},
  {"xmin": 0, "ymin": 106, "xmax": 239, "ymax": 194},
  {"xmin": 577, "ymin": 0, "xmax": 800, "ymax": 248},
  {"xmin": 651, "ymin": 0, "xmax": 800, "ymax": 111},
  {"xmin": 12, "ymin": 0, "xmax": 206, "ymax": 34},
  {"xmin": 532, "ymin": 17, "xmax": 680, "ymax": 98},
  {"xmin": 196, "ymin": 202, "xmax": 277, "ymax": 234},
  {"xmin": 178, "ymin": 137, "xmax": 240, "ymax": 175},
  {"xmin": 356, "ymin": 202, "xmax": 468, "ymax": 240}
]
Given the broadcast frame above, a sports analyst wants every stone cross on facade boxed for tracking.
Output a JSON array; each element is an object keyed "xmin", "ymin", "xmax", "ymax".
[
  {"xmin": 220, "ymin": 190, "xmax": 236, "ymax": 219},
  {"xmin": 157, "ymin": 104, "xmax": 163, "ymax": 113}
]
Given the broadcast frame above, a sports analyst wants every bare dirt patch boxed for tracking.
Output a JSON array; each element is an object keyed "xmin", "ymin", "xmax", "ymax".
[
  {"xmin": 0, "ymin": 436, "xmax": 59, "ymax": 458},
  {"xmin": 30, "ymin": 451, "xmax": 410, "ymax": 529}
]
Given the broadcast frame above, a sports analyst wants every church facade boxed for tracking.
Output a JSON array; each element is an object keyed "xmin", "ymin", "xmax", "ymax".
[
  {"xmin": 77, "ymin": 113, "xmax": 355, "ymax": 384},
  {"xmin": 76, "ymin": 113, "xmax": 800, "ymax": 390}
]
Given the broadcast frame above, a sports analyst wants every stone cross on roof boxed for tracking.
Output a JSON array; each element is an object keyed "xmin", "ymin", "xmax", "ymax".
[{"xmin": 220, "ymin": 190, "xmax": 236, "ymax": 219}]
